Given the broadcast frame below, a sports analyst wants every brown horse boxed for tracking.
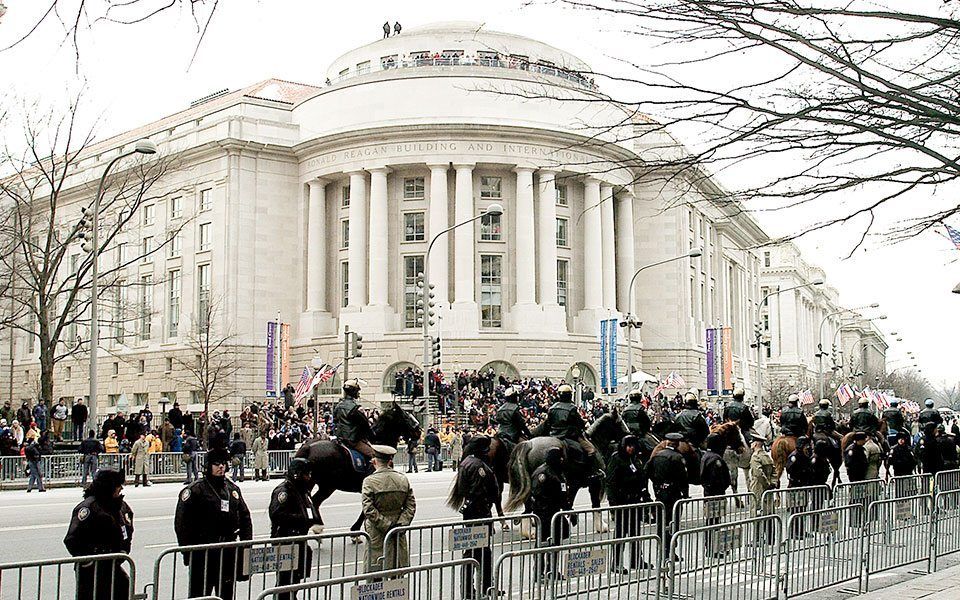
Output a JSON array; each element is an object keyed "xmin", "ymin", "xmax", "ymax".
[
  {"xmin": 771, "ymin": 435, "xmax": 797, "ymax": 481},
  {"xmin": 649, "ymin": 421, "xmax": 745, "ymax": 486}
]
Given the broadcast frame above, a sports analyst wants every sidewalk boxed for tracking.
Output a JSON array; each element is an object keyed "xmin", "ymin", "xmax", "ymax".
[{"xmin": 858, "ymin": 563, "xmax": 960, "ymax": 599}]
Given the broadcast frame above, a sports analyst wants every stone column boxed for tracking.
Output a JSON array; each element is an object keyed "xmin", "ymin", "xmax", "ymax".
[
  {"xmin": 537, "ymin": 170, "xmax": 559, "ymax": 306},
  {"xmin": 306, "ymin": 179, "xmax": 327, "ymax": 312},
  {"xmin": 368, "ymin": 167, "xmax": 389, "ymax": 306},
  {"xmin": 347, "ymin": 171, "xmax": 367, "ymax": 308},
  {"xmin": 583, "ymin": 177, "xmax": 603, "ymax": 310},
  {"xmin": 453, "ymin": 164, "xmax": 475, "ymax": 305},
  {"xmin": 615, "ymin": 190, "xmax": 635, "ymax": 315},
  {"xmin": 514, "ymin": 167, "xmax": 536, "ymax": 305},
  {"xmin": 428, "ymin": 164, "xmax": 450, "ymax": 305},
  {"xmin": 600, "ymin": 184, "xmax": 616, "ymax": 311}
]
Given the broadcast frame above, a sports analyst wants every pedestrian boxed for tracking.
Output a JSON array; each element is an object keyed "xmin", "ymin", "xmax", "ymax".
[
  {"xmin": 647, "ymin": 433, "xmax": 688, "ymax": 532},
  {"xmin": 161, "ymin": 418, "xmax": 175, "ymax": 451},
  {"xmin": 447, "ymin": 436, "xmax": 499, "ymax": 598},
  {"xmin": 63, "ymin": 468, "xmax": 133, "ymax": 600},
  {"xmin": 24, "ymin": 439, "xmax": 45, "ymax": 492},
  {"xmin": 605, "ymin": 435, "xmax": 653, "ymax": 572},
  {"xmin": 843, "ymin": 432, "xmax": 869, "ymax": 482},
  {"xmin": 229, "ymin": 432, "xmax": 247, "ymax": 482},
  {"xmin": 450, "ymin": 429, "xmax": 463, "ymax": 470},
  {"xmin": 424, "ymin": 428, "xmax": 441, "ymax": 471},
  {"xmin": 361, "ymin": 444, "xmax": 416, "ymax": 572},
  {"xmin": 104, "ymin": 430, "xmax": 120, "ymax": 454},
  {"xmin": 383, "ymin": 21, "xmax": 390, "ymax": 38},
  {"xmin": 169, "ymin": 428, "xmax": 184, "ymax": 453},
  {"xmin": 269, "ymin": 458, "xmax": 321, "ymax": 600},
  {"xmin": 72, "ymin": 398, "xmax": 88, "ymax": 442},
  {"xmin": 529, "ymin": 447, "xmax": 570, "ymax": 579},
  {"xmin": 33, "ymin": 401, "xmax": 48, "ymax": 434},
  {"xmin": 404, "ymin": 436, "xmax": 419, "ymax": 473},
  {"xmin": 175, "ymin": 448, "xmax": 253, "ymax": 600},
  {"xmin": 252, "ymin": 430, "xmax": 269, "ymax": 481},
  {"xmin": 130, "ymin": 433, "xmax": 151, "ymax": 487},
  {"xmin": 182, "ymin": 431, "xmax": 200, "ymax": 484},
  {"xmin": 748, "ymin": 433, "xmax": 776, "ymax": 508},
  {"xmin": 393, "ymin": 21, "xmax": 401, "ymax": 36},
  {"xmin": 51, "ymin": 399, "xmax": 68, "ymax": 441},
  {"xmin": 79, "ymin": 429, "xmax": 102, "ymax": 485}
]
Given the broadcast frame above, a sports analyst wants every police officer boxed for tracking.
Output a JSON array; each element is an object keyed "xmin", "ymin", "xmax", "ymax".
[
  {"xmin": 532, "ymin": 383, "xmax": 601, "ymax": 475},
  {"xmin": 268, "ymin": 458, "xmax": 321, "ymax": 600},
  {"xmin": 883, "ymin": 399, "xmax": 907, "ymax": 446},
  {"xmin": 700, "ymin": 433, "xmax": 731, "ymax": 498},
  {"xmin": 674, "ymin": 392, "xmax": 709, "ymax": 449},
  {"xmin": 333, "ymin": 379, "xmax": 375, "ymax": 461},
  {"xmin": 174, "ymin": 447, "xmax": 253, "ymax": 600},
  {"xmin": 448, "ymin": 436, "xmax": 499, "ymax": 598},
  {"xmin": 850, "ymin": 398, "xmax": 881, "ymax": 440},
  {"xmin": 811, "ymin": 399, "xmax": 840, "ymax": 446},
  {"xmin": 647, "ymin": 433, "xmax": 689, "ymax": 530},
  {"xmin": 785, "ymin": 437, "xmax": 815, "ymax": 488},
  {"xmin": 361, "ymin": 444, "xmax": 417, "ymax": 572},
  {"xmin": 844, "ymin": 432, "xmax": 869, "ymax": 482},
  {"xmin": 918, "ymin": 422, "xmax": 943, "ymax": 475},
  {"xmin": 63, "ymin": 468, "xmax": 133, "ymax": 600},
  {"xmin": 494, "ymin": 387, "xmax": 531, "ymax": 451},
  {"xmin": 722, "ymin": 388, "xmax": 755, "ymax": 435},
  {"xmin": 918, "ymin": 399, "xmax": 943, "ymax": 431},
  {"xmin": 888, "ymin": 431, "xmax": 916, "ymax": 476},
  {"xmin": 779, "ymin": 395, "xmax": 808, "ymax": 438},
  {"xmin": 530, "ymin": 447, "xmax": 571, "ymax": 578},
  {"xmin": 622, "ymin": 390, "xmax": 652, "ymax": 438},
  {"xmin": 605, "ymin": 435, "xmax": 653, "ymax": 572}
]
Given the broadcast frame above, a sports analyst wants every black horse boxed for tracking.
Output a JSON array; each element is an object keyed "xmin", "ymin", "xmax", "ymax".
[{"xmin": 295, "ymin": 401, "xmax": 422, "ymax": 533}]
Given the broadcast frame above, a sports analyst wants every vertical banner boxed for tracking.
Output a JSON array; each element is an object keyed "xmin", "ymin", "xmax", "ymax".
[
  {"xmin": 607, "ymin": 318, "xmax": 618, "ymax": 392},
  {"xmin": 721, "ymin": 326, "xmax": 733, "ymax": 393},
  {"xmin": 705, "ymin": 328, "xmax": 717, "ymax": 393},
  {"xmin": 280, "ymin": 323, "xmax": 291, "ymax": 388},
  {"xmin": 599, "ymin": 319, "xmax": 609, "ymax": 392},
  {"xmin": 265, "ymin": 321, "xmax": 277, "ymax": 397}
]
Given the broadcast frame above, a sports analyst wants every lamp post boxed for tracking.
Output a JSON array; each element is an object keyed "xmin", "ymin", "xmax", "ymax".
[
  {"xmin": 419, "ymin": 203, "xmax": 503, "ymax": 424},
  {"xmin": 754, "ymin": 279, "xmax": 824, "ymax": 411},
  {"xmin": 80, "ymin": 139, "xmax": 157, "ymax": 430},
  {"xmin": 830, "ymin": 314, "xmax": 886, "ymax": 385},
  {"xmin": 623, "ymin": 248, "xmax": 702, "ymax": 391},
  {"xmin": 816, "ymin": 303, "xmax": 879, "ymax": 400}
]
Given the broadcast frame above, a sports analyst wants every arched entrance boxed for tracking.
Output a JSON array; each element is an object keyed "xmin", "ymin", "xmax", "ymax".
[
  {"xmin": 564, "ymin": 362, "xmax": 598, "ymax": 389},
  {"xmin": 383, "ymin": 361, "xmax": 419, "ymax": 394},
  {"xmin": 478, "ymin": 360, "xmax": 520, "ymax": 380}
]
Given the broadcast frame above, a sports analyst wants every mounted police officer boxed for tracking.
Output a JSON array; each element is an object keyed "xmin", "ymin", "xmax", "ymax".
[
  {"xmin": 622, "ymin": 390, "xmax": 652, "ymax": 439},
  {"xmin": 918, "ymin": 399, "xmax": 943, "ymax": 431},
  {"xmin": 494, "ymin": 386, "xmax": 530, "ymax": 453},
  {"xmin": 647, "ymin": 433, "xmax": 689, "ymax": 530},
  {"xmin": 883, "ymin": 399, "xmax": 907, "ymax": 446},
  {"xmin": 532, "ymin": 383, "xmax": 602, "ymax": 478},
  {"xmin": 779, "ymin": 395, "xmax": 808, "ymax": 438},
  {"xmin": 722, "ymin": 388, "xmax": 755, "ymax": 435},
  {"xmin": 268, "ymin": 458, "xmax": 321, "ymax": 600},
  {"xmin": 448, "ymin": 436, "xmax": 499, "ymax": 598},
  {"xmin": 530, "ymin": 447, "xmax": 571, "ymax": 579},
  {"xmin": 674, "ymin": 391, "xmax": 709, "ymax": 449},
  {"xmin": 850, "ymin": 398, "xmax": 881, "ymax": 439},
  {"xmin": 333, "ymin": 379, "xmax": 375, "ymax": 461},
  {"xmin": 811, "ymin": 399, "xmax": 840, "ymax": 447}
]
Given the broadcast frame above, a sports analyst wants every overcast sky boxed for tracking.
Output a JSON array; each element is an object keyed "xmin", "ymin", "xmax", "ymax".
[{"xmin": 1, "ymin": 0, "xmax": 955, "ymax": 387}]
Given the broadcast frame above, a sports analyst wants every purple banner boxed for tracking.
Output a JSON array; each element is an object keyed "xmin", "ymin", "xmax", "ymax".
[
  {"xmin": 266, "ymin": 321, "xmax": 277, "ymax": 397},
  {"xmin": 706, "ymin": 328, "xmax": 717, "ymax": 392}
]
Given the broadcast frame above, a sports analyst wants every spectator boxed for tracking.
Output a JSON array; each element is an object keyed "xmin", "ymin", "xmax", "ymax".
[
  {"xmin": 104, "ymin": 430, "xmax": 120, "ymax": 454},
  {"xmin": 229, "ymin": 432, "xmax": 247, "ymax": 482},
  {"xmin": 161, "ymin": 418, "xmax": 175, "ymax": 451},
  {"xmin": 0, "ymin": 400, "xmax": 13, "ymax": 424},
  {"xmin": 50, "ymin": 399, "xmax": 68, "ymax": 441},
  {"xmin": 182, "ymin": 431, "xmax": 200, "ymax": 484},
  {"xmin": 148, "ymin": 430, "xmax": 163, "ymax": 453},
  {"xmin": 25, "ymin": 422, "xmax": 40, "ymax": 445},
  {"xmin": 168, "ymin": 402, "xmax": 184, "ymax": 430},
  {"xmin": 79, "ymin": 429, "xmax": 102, "ymax": 485},
  {"xmin": 169, "ymin": 428, "xmax": 184, "ymax": 453},
  {"xmin": 33, "ymin": 401, "xmax": 48, "ymax": 434},
  {"xmin": 9, "ymin": 420, "xmax": 23, "ymax": 447},
  {"xmin": 450, "ymin": 430, "xmax": 463, "ymax": 470},
  {"xmin": 393, "ymin": 21, "xmax": 402, "ymax": 36},
  {"xmin": 424, "ymin": 428, "xmax": 441, "ymax": 472},
  {"xmin": 71, "ymin": 398, "xmax": 88, "ymax": 441},
  {"xmin": 16, "ymin": 402, "xmax": 32, "ymax": 430},
  {"xmin": 25, "ymin": 439, "xmax": 45, "ymax": 492},
  {"xmin": 130, "ymin": 433, "xmax": 151, "ymax": 487},
  {"xmin": 252, "ymin": 431, "xmax": 269, "ymax": 481},
  {"xmin": 405, "ymin": 437, "xmax": 419, "ymax": 474}
]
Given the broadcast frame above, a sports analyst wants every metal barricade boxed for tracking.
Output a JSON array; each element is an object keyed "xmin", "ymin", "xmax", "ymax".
[
  {"xmin": 932, "ymin": 489, "xmax": 960, "ymax": 570},
  {"xmin": 667, "ymin": 515, "xmax": 781, "ymax": 600},
  {"xmin": 783, "ymin": 504, "xmax": 866, "ymax": 596},
  {"xmin": 494, "ymin": 535, "xmax": 661, "ymax": 600},
  {"xmin": 760, "ymin": 485, "xmax": 831, "ymax": 538},
  {"xmin": 832, "ymin": 479, "xmax": 884, "ymax": 524},
  {"xmin": 863, "ymin": 494, "xmax": 934, "ymax": 591},
  {"xmin": 255, "ymin": 558, "xmax": 478, "ymax": 600},
  {"xmin": 886, "ymin": 473, "xmax": 933, "ymax": 499},
  {"xmin": 381, "ymin": 514, "xmax": 539, "ymax": 571},
  {"xmin": 935, "ymin": 469, "xmax": 960, "ymax": 494},
  {"xmin": 150, "ymin": 531, "xmax": 368, "ymax": 600},
  {"xmin": 0, "ymin": 553, "xmax": 136, "ymax": 600},
  {"xmin": 551, "ymin": 501, "xmax": 664, "ymax": 547},
  {"xmin": 672, "ymin": 493, "xmax": 756, "ymax": 533}
]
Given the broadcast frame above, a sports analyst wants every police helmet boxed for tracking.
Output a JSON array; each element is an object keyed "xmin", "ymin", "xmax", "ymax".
[
  {"xmin": 732, "ymin": 386, "xmax": 746, "ymax": 402},
  {"xmin": 503, "ymin": 386, "xmax": 517, "ymax": 400},
  {"xmin": 628, "ymin": 389, "xmax": 643, "ymax": 402},
  {"xmin": 858, "ymin": 398, "xmax": 869, "ymax": 406},
  {"xmin": 890, "ymin": 398, "xmax": 900, "ymax": 407},
  {"xmin": 819, "ymin": 399, "xmax": 831, "ymax": 408},
  {"xmin": 287, "ymin": 457, "xmax": 312, "ymax": 480},
  {"xmin": 787, "ymin": 394, "xmax": 799, "ymax": 406},
  {"xmin": 343, "ymin": 378, "xmax": 361, "ymax": 394},
  {"xmin": 925, "ymin": 399, "xmax": 935, "ymax": 408},
  {"xmin": 545, "ymin": 447, "xmax": 564, "ymax": 469},
  {"xmin": 683, "ymin": 391, "xmax": 699, "ymax": 408},
  {"xmin": 557, "ymin": 383, "xmax": 574, "ymax": 401}
]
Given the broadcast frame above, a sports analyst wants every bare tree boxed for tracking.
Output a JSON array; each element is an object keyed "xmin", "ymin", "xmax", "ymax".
[
  {"xmin": 876, "ymin": 368, "xmax": 934, "ymax": 400},
  {"xmin": 937, "ymin": 382, "xmax": 960, "ymax": 410},
  {"xmin": 0, "ymin": 97, "xmax": 188, "ymax": 415}
]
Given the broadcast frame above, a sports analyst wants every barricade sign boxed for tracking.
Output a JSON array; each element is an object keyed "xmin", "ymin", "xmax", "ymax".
[
  {"xmin": 886, "ymin": 474, "xmax": 933, "ymax": 499},
  {"xmin": 761, "ymin": 485, "xmax": 831, "ymax": 538},
  {"xmin": 551, "ymin": 500, "xmax": 664, "ymax": 546},
  {"xmin": 449, "ymin": 524, "xmax": 490, "ymax": 552},
  {"xmin": 673, "ymin": 493, "xmax": 756, "ymax": 532},
  {"xmin": 564, "ymin": 547, "xmax": 606, "ymax": 578},
  {"xmin": 932, "ymin": 489, "xmax": 960, "ymax": 570},
  {"xmin": 352, "ymin": 578, "xmax": 409, "ymax": 600},
  {"xmin": 863, "ymin": 494, "xmax": 933, "ymax": 591},
  {"xmin": 668, "ymin": 515, "xmax": 781, "ymax": 600},
  {"xmin": 832, "ymin": 479, "xmax": 884, "ymax": 518},
  {"xmin": 784, "ymin": 505, "xmax": 865, "ymax": 596},
  {"xmin": 0, "ymin": 553, "xmax": 137, "ymax": 600},
  {"xmin": 242, "ymin": 544, "xmax": 299, "ymax": 576}
]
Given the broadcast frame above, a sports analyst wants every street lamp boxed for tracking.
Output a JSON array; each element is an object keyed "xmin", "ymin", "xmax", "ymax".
[
  {"xmin": 81, "ymin": 139, "xmax": 157, "ymax": 430},
  {"xmin": 953, "ymin": 282, "xmax": 960, "ymax": 294},
  {"xmin": 623, "ymin": 248, "xmax": 702, "ymax": 391},
  {"xmin": 754, "ymin": 279, "xmax": 824, "ymax": 409},
  {"xmin": 419, "ymin": 202, "xmax": 503, "ymax": 422},
  {"xmin": 815, "ymin": 302, "xmax": 880, "ymax": 399}
]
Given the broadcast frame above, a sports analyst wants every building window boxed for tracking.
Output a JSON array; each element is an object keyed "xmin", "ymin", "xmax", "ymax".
[
  {"xmin": 134, "ymin": 392, "xmax": 148, "ymax": 406},
  {"xmin": 403, "ymin": 255, "xmax": 425, "ymax": 328},
  {"xmin": 108, "ymin": 394, "xmax": 120, "ymax": 407},
  {"xmin": 700, "ymin": 281, "xmax": 707, "ymax": 322},
  {"xmin": 381, "ymin": 54, "xmax": 398, "ymax": 69},
  {"xmin": 170, "ymin": 196, "xmax": 182, "ymax": 220},
  {"xmin": 341, "ymin": 219, "xmax": 350, "ymax": 249},
  {"xmin": 403, "ymin": 177, "xmax": 425, "ymax": 199},
  {"xmin": 338, "ymin": 67, "xmax": 349, "ymax": 79},
  {"xmin": 557, "ymin": 260, "xmax": 568, "ymax": 306},
  {"xmin": 139, "ymin": 275, "xmax": 152, "ymax": 341},
  {"xmin": 113, "ymin": 284, "xmax": 124, "ymax": 344},
  {"xmin": 142, "ymin": 204, "xmax": 155, "ymax": 227},
  {"xmin": 198, "ymin": 223, "xmax": 210, "ymax": 251},
  {"xmin": 763, "ymin": 251, "xmax": 771, "ymax": 267},
  {"xmin": 480, "ymin": 213, "xmax": 502, "ymax": 241},
  {"xmin": 480, "ymin": 176, "xmax": 502, "ymax": 199},
  {"xmin": 556, "ymin": 184, "xmax": 568, "ymax": 206},
  {"xmin": 113, "ymin": 362, "xmax": 119, "ymax": 376},
  {"xmin": 65, "ymin": 366, "xmax": 71, "ymax": 380},
  {"xmin": 341, "ymin": 262, "xmax": 349, "ymax": 308},
  {"xmin": 168, "ymin": 233, "xmax": 181, "ymax": 258},
  {"xmin": 165, "ymin": 357, "xmax": 173, "ymax": 373},
  {"xmin": 556, "ymin": 218, "xmax": 569, "ymax": 247},
  {"xmin": 690, "ymin": 275, "xmax": 696, "ymax": 318},
  {"xmin": 480, "ymin": 255, "xmax": 503, "ymax": 328},
  {"xmin": 197, "ymin": 264, "xmax": 210, "ymax": 333},
  {"xmin": 356, "ymin": 60, "xmax": 371, "ymax": 74},
  {"xmin": 341, "ymin": 185, "xmax": 350, "ymax": 207},
  {"xmin": 141, "ymin": 236, "xmax": 153, "ymax": 262},
  {"xmin": 167, "ymin": 269, "xmax": 181, "ymax": 338},
  {"xmin": 403, "ymin": 212, "xmax": 425, "ymax": 242},
  {"xmin": 199, "ymin": 188, "xmax": 212, "ymax": 212},
  {"xmin": 138, "ymin": 360, "xmax": 145, "ymax": 374},
  {"xmin": 688, "ymin": 208, "xmax": 694, "ymax": 232}
]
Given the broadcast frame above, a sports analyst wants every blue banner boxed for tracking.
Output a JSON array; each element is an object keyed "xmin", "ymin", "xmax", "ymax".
[
  {"xmin": 607, "ymin": 318, "xmax": 618, "ymax": 392},
  {"xmin": 599, "ymin": 319, "xmax": 609, "ymax": 392}
]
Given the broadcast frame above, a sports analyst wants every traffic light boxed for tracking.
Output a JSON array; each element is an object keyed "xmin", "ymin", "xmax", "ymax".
[
  {"xmin": 431, "ymin": 335, "xmax": 441, "ymax": 367},
  {"xmin": 346, "ymin": 331, "xmax": 363, "ymax": 359},
  {"xmin": 78, "ymin": 206, "xmax": 95, "ymax": 253},
  {"xmin": 415, "ymin": 272, "xmax": 436, "ymax": 327}
]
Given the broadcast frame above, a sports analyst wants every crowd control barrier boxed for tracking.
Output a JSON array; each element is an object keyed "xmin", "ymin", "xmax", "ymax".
[
  {"xmin": 667, "ymin": 515, "xmax": 782, "ymax": 600},
  {"xmin": 672, "ymin": 493, "xmax": 756, "ymax": 533},
  {"xmin": 783, "ymin": 504, "xmax": 866, "ymax": 595},
  {"xmin": 0, "ymin": 553, "xmax": 136, "ymax": 600},
  {"xmin": 886, "ymin": 474, "xmax": 933, "ymax": 499},
  {"xmin": 832, "ymin": 479, "xmax": 884, "ymax": 516},
  {"xmin": 863, "ymin": 494, "xmax": 934, "ymax": 591},
  {"xmin": 935, "ymin": 469, "xmax": 960, "ymax": 494},
  {"xmin": 760, "ymin": 485, "xmax": 831, "ymax": 538},
  {"xmin": 493, "ymin": 535, "xmax": 661, "ymax": 600},
  {"xmin": 254, "ymin": 559, "xmax": 479, "ymax": 600},
  {"xmin": 551, "ymin": 501, "xmax": 664, "ymax": 547},
  {"xmin": 932, "ymin": 489, "xmax": 960, "ymax": 570},
  {"xmin": 150, "ymin": 531, "xmax": 368, "ymax": 600}
]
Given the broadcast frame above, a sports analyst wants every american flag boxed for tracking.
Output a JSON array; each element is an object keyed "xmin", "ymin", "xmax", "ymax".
[
  {"xmin": 314, "ymin": 362, "xmax": 342, "ymax": 384},
  {"xmin": 836, "ymin": 384, "xmax": 856, "ymax": 406},
  {"xmin": 293, "ymin": 367, "xmax": 313, "ymax": 401},
  {"xmin": 945, "ymin": 223, "xmax": 960, "ymax": 250},
  {"xmin": 800, "ymin": 390, "xmax": 815, "ymax": 405},
  {"xmin": 665, "ymin": 371, "xmax": 686, "ymax": 388}
]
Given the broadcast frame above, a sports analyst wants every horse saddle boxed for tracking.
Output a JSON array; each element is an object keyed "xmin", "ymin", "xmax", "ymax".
[{"xmin": 342, "ymin": 444, "xmax": 370, "ymax": 473}]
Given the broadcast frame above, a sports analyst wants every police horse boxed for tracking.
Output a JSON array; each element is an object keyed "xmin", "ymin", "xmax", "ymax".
[
  {"xmin": 296, "ymin": 401, "xmax": 422, "ymax": 536},
  {"xmin": 649, "ymin": 421, "xmax": 747, "ymax": 487},
  {"xmin": 504, "ymin": 411, "xmax": 630, "ymax": 536}
]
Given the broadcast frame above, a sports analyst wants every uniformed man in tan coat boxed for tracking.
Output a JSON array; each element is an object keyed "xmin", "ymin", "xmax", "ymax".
[
  {"xmin": 748, "ymin": 432, "xmax": 776, "ymax": 509},
  {"xmin": 361, "ymin": 444, "xmax": 417, "ymax": 573}
]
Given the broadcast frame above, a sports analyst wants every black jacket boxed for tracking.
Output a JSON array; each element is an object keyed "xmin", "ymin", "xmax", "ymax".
[
  {"xmin": 882, "ymin": 409, "xmax": 906, "ymax": 434},
  {"xmin": 622, "ymin": 402, "xmax": 652, "ymax": 437},
  {"xmin": 175, "ymin": 476, "xmax": 253, "ymax": 547},
  {"xmin": 64, "ymin": 495, "xmax": 134, "ymax": 556},
  {"xmin": 779, "ymin": 407, "xmax": 808, "ymax": 437},
  {"xmin": 79, "ymin": 438, "xmax": 102, "ymax": 456},
  {"xmin": 700, "ymin": 449, "xmax": 731, "ymax": 496},
  {"xmin": 647, "ymin": 447, "xmax": 689, "ymax": 496},
  {"xmin": 71, "ymin": 404, "xmax": 88, "ymax": 426},
  {"xmin": 333, "ymin": 397, "xmax": 372, "ymax": 444},
  {"xmin": 455, "ymin": 455, "xmax": 500, "ymax": 519},
  {"xmin": 889, "ymin": 443, "xmax": 916, "ymax": 476},
  {"xmin": 844, "ymin": 444, "xmax": 868, "ymax": 482},
  {"xmin": 268, "ymin": 478, "xmax": 321, "ymax": 537},
  {"xmin": 605, "ymin": 448, "xmax": 649, "ymax": 505},
  {"xmin": 674, "ymin": 409, "xmax": 709, "ymax": 447},
  {"xmin": 723, "ymin": 401, "xmax": 755, "ymax": 433},
  {"xmin": 786, "ymin": 450, "xmax": 815, "ymax": 487},
  {"xmin": 229, "ymin": 440, "xmax": 247, "ymax": 457},
  {"xmin": 849, "ymin": 409, "xmax": 880, "ymax": 436},
  {"xmin": 495, "ymin": 401, "xmax": 530, "ymax": 443},
  {"xmin": 530, "ymin": 464, "xmax": 570, "ymax": 516}
]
